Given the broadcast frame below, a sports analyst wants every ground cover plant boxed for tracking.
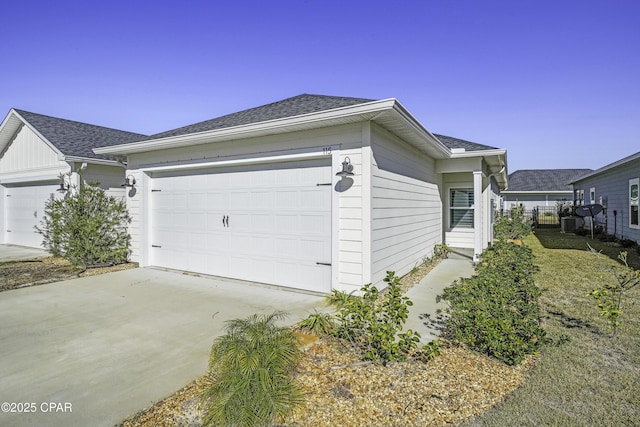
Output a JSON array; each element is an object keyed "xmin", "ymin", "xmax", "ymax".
[{"xmin": 460, "ymin": 228, "xmax": 640, "ymax": 426}]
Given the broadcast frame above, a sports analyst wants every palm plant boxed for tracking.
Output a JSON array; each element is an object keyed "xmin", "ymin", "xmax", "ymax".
[{"xmin": 202, "ymin": 311, "xmax": 303, "ymax": 427}]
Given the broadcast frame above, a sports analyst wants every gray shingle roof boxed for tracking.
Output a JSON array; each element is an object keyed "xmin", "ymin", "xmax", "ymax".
[
  {"xmin": 434, "ymin": 134, "xmax": 498, "ymax": 151},
  {"xmin": 505, "ymin": 169, "xmax": 594, "ymax": 192},
  {"xmin": 14, "ymin": 109, "xmax": 147, "ymax": 161},
  {"xmin": 149, "ymin": 94, "xmax": 376, "ymax": 139}
]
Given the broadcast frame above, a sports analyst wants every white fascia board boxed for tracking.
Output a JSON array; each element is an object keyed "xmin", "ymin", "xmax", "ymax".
[
  {"xmin": 449, "ymin": 148, "xmax": 507, "ymax": 159},
  {"xmin": 61, "ymin": 156, "xmax": 125, "ymax": 168},
  {"xmin": 94, "ymin": 99, "xmax": 398, "ymax": 156},
  {"xmin": 9, "ymin": 110, "xmax": 65, "ymax": 158}
]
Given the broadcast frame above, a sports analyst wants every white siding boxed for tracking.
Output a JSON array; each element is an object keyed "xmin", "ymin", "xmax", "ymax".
[
  {"xmin": 0, "ymin": 185, "xmax": 4, "ymax": 244},
  {"xmin": 125, "ymin": 124, "xmax": 365, "ymax": 293},
  {"xmin": 0, "ymin": 125, "xmax": 61, "ymax": 173},
  {"xmin": 337, "ymin": 148, "xmax": 364, "ymax": 292},
  {"xmin": 573, "ymin": 158, "xmax": 640, "ymax": 244},
  {"xmin": 370, "ymin": 125, "xmax": 441, "ymax": 286},
  {"xmin": 502, "ymin": 192, "xmax": 572, "ymax": 211},
  {"xmin": 81, "ymin": 163, "xmax": 126, "ymax": 198}
]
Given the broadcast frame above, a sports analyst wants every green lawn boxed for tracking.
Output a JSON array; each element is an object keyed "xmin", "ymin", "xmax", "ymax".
[{"xmin": 461, "ymin": 229, "xmax": 640, "ymax": 426}]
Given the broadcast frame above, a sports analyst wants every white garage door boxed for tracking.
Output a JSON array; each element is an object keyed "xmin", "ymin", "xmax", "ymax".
[
  {"xmin": 5, "ymin": 182, "xmax": 61, "ymax": 248},
  {"xmin": 149, "ymin": 159, "xmax": 332, "ymax": 293}
]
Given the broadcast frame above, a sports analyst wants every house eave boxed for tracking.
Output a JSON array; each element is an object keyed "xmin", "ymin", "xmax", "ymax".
[
  {"xmin": 62, "ymin": 156, "xmax": 124, "ymax": 167},
  {"xmin": 570, "ymin": 151, "xmax": 640, "ymax": 184},
  {"xmin": 93, "ymin": 99, "xmax": 453, "ymax": 160}
]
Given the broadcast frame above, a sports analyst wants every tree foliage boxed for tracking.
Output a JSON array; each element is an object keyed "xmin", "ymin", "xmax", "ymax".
[
  {"xmin": 36, "ymin": 181, "xmax": 131, "ymax": 267},
  {"xmin": 587, "ymin": 251, "xmax": 640, "ymax": 335}
]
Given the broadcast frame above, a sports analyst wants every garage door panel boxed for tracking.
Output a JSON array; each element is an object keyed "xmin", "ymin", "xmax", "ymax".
[
  {"xmin": 150, "ymin": 161, "xmax": 332, "ymax": 292},
  {"xmin": 5, "ymin": 183, "xmax": 61, "ymax": 248}
]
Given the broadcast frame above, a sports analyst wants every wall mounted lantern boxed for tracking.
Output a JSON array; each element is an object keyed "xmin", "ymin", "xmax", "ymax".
[
  {"xmin": 57, "ymin": 175, "xmax": 70, "ymax": 193},
  {"xmin": 121, "ymin": 175, "xmax": 136, "ymax": 188},
  {"xmin": 336, "ymin": 156, "xmax": 354, "ymax": 178},
  {"xmin": 57, "ymin": 181, "xmax": 70, "ymax": 193}
]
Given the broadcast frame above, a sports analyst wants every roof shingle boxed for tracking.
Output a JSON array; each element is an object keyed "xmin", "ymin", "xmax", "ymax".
[
  {"xmin": 505, "ymin": 169, "xmax": 594, "ymax": 192},
  {"xmin": 149, "ymin": 94, "xmax": 376, "ymax": 140},
  {"xmin": 14, "ymin": 109, "xmax": 147, "ymax": 161}
]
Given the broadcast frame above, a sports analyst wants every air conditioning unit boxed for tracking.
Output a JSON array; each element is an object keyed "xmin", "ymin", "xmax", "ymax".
[{"xmin": 561, "ymin": 217, "xmax": 578, "ymax": 233}]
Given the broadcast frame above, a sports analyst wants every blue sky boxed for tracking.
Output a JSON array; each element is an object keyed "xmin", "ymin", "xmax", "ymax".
[{"xmin": 1, "ymin": 0, "xmax": 638, "ymax": 173}]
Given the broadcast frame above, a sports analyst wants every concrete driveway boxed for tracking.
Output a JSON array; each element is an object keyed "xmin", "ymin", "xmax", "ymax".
[
  {"xmin": 0, "ymin": 244, "xmax": 50, "ymax": 262},
  {"xmin": 0, "ymin": 268, "xmax": 325, "ymax": 427}
]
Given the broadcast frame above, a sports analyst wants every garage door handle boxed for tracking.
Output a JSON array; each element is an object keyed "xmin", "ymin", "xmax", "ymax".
[
  {"xmin": 316, "ymin": 262, "xmax": 331, "ymax": 266},
  {"xmin": 223, "ymin": 215, "xmax": 229, "ymax": 227}
]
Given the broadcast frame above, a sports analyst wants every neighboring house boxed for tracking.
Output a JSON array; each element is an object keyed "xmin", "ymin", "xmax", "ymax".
[
  {"xmin": 95, "ymin": 94, "xmax": 507, "ymax": 294},
  {"xmin": 501, "ymin": 169, "xmax": 593, "ymax": 212},
  {"xmin": 0, "ymin": 109, "xmax": 147, "ymax": 248},
  {"xmin": 571, "ymin": 151, "xmax": 640, "ymax": 243}
]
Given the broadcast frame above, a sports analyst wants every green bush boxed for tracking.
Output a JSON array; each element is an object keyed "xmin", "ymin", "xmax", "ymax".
[
  {"xmin": 494, "ymin": 208, "xmax": 532, "ymax": 241},
  {"xmin": 298, "ymin": 310, "xmax": 335, "ymax": 336},
  {"xmin": 437, "ymin": 241, "xmax": 546, "ymax": 365},
  {"xmin": 202, "ymin": 311, "xmax": 303, "ymax": 427},
  {"xmin": 36, "ymin": 181, "xmax": 131, "ymax": 267},
  {"xmin": 334, "ymin": 272, "xmax": 421, "ymax": 364}
]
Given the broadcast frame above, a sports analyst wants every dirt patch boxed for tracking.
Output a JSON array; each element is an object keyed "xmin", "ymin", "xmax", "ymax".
[
  {"xmin": 0, "ymin": 257, "xmax": 138, "ymax": 292},
  {"xmin": 121, "ymin": 339, "xmax": 535, "ymax": 427}
]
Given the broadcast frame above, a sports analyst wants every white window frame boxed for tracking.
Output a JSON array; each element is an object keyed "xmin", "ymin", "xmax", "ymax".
[
  {"xmin": 449, "ymin": 187, "xmax": 474, "ymax": 229},
  {"xmin": 630, "ymin": 178, "xmax": 639, "ymax": 229},
  {"xmin": 589, "ymin": 187, "xmax": 596, "ymax": 205}
]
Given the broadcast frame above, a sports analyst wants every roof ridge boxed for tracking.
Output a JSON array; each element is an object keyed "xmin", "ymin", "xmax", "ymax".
[{"xmin": 148, "ymin": 93, "xmax": 377, "ymax": 140}]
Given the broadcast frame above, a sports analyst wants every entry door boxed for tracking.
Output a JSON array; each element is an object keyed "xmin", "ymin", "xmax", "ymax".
[
  {"xmin": 5, "ymin": 183, "xmax": 60, "ymax": 248},
  {"xmin": 149, "ymin": 160, "xmax": 332, "ymax": 293}
]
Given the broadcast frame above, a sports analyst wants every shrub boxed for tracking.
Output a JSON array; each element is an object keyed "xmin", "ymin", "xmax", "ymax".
[
  {"xmin": 586, "ymin": 251, "xmax": 640, "ymax": 335},
  {"xmin": 334, "ymin": 272, "xmax": 421, "ymax": 364},
  {"xmin": 298, "ymin": 310, "xmax": 335, "ymax": 336},
  {"xmin": 36, "ymin": 180, "xmax": 131, "ymax": 267},
  {"xmin": 494, "ymin": 208, "xmax": 532, "ymax": 241},
  {"xmin": 437, "ymin": 241, "xmax": 546, "ymax": 365},
  {"xmin": 202, "ymin": 311, "xmax": 303, "ymax": 427}
]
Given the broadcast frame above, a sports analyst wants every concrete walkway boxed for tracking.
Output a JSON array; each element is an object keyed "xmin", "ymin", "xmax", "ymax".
[
  {"xmin": 405, "ymin": 249, "xmax": 475, "ymax": 344},
  {"xmin": 0, "ymin": 244, "xmax": 50, "ymax": 262},
  {"xmin": 0, "ymin": 268, "xmax": 324, "ymax": 427}
]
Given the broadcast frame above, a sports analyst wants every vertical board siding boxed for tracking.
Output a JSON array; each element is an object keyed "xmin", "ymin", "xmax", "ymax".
[
  {"xmin": 124, "ymin": 170, "xmax": 144, "ymax": 263},
  {"xmin": 370, "ymin": 127, "xmax": 441, "ymax": 286},
  {"xmin": 573, "ymin": 158, "xmax": 640, "ymax": 243},
  {"xmin": 338, "ymin": 148, "xmax": 364, "ymax": 291},
  {"xmin": 0, "ymin": 126, "xmax": 61, "ymax": 173}
]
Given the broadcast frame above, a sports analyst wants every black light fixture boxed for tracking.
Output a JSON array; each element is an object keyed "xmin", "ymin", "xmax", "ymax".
[
  {"xmin": 336, "ymin": 156, "xmax": 354, "ymax": 178},
  {"xmin": 57, "ymin": 177, "xmax": 70, "ymax": 192},
  {"xmin": 57, "ymin": 181, "xmax": 70, "ymax": 192},
  {"xmin": 121, "ymin": 175, "xmax": 136, "ymax": 188}
]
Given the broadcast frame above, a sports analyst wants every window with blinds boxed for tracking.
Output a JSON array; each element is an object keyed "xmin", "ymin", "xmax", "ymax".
[{"xmin": 450, "ymin": 188, "xmax": 474, "ymax": 228}]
